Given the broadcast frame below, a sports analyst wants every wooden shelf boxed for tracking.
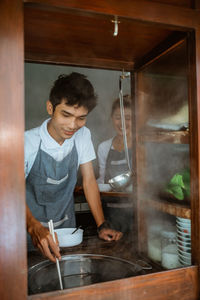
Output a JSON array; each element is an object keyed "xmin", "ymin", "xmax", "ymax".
[
  {"xmin": 100, "ymin": 191, "xmax": 131, "ymax": 197},
  {"xmin": 139, "ymin": 129, "xmax": 189, "ymax": 144},
  {"xmin": 145, "ymin": 198, "xmax": 191, "ymax": 218},
  {"xmin": 74, "ymin": 186, "xmax": 131, "ymax": 198}
]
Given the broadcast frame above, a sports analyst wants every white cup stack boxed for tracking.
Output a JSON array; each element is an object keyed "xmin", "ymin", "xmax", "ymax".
[{"xmin": 176, "ymin": 217, "xmax": 191, "ymax": 266}]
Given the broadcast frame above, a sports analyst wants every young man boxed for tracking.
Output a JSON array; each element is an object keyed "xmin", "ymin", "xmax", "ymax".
[{"xmin": 25, "ymin": 73, "xmax": 122, "ymax": 262}]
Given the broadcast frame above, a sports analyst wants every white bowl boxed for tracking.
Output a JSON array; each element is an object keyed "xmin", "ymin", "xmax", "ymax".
[
  {"xmin": 176, "ymin": 227, "xmax": 191, "ymax": 235},
  {"xmin": 55, "ymin": 228, "xmax": 83, "ymax": 247},
  {"xmin": 177, "ymin": 236, "xmax": 191, "ymax": 243},
  {"xmin": 176, "ymin": 219, "xmax": 191, "ymax": 225},
  {"xmin": 177, "ymin": 240, "xmax": 191, "ymax": 248},
  {"xmin": 176, "ymin": 225, "xmax": 191, "ymax": 236},
  {"xmin": 98, "ymin": 184, "xmax": 112, "ymax": 192},
  {"xmin": 178, "ymin": 254, "xmax": 191, "ymax": 264},
  {"xmin": 178, "ymin": 249, "xmax": 191, "ymax": 258},
  {"xmin": 176, "ymin": 217, "xmax": 191, "ymax": 223},
  {"xmin": 177, "ymin": 230, "xmax": 191, "ymax": 239},
  {"xmin": 179, "ymin": 258, "xmax": 191, "ymax": 266},
  {"xmin": 176, "ymin": 221, "xmax": 191, "ymax": 228},
  {"xmin": 177, "ymin": 245, "xmax": 191, "ymax": 253}
]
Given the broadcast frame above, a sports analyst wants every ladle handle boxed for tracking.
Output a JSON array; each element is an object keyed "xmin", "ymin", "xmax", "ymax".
[{"xmin": 119, "ymin": 76, "xmax": 131, "ymax": 172}]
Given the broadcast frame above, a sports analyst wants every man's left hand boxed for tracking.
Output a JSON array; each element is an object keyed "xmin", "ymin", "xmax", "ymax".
[{"xmin": 98, "ymin": 228, "xmax": 123, "ymax": 241}]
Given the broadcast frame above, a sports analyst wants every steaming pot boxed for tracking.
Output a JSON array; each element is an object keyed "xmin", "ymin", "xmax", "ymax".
[{"xmin": 28, "ymin": 254, "xmax": 144, "ymax": 294}]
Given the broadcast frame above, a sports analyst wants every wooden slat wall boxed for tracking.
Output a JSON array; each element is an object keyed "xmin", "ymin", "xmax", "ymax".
[{"xmin": 0, "ymin": 1, "xmax": 27, "ymax": 299}]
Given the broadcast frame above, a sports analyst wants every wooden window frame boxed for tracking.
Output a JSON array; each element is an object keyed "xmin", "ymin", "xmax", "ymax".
[{"xmin": 1, "ymin": 1, "xmax": 200, "ymax": 299}]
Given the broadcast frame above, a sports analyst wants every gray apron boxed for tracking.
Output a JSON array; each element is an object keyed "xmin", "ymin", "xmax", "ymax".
[
  {"xmin": 103, "ymin": 145, "xmax": 133, "ymax": 233},
  {"xmin": 105, "ymin": 147, "xmax": 132, "ymax": 183},
  {"xmin": 26, "ymin": 140, "xmax": 78, "ymax": 231}
]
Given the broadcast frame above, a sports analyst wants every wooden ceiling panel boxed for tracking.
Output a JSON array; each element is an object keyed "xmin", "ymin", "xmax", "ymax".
[
  {"xmin": 24, "ymin": 4, "xmax": 177, "ymax": 69},
  {"xmin": 149, "ymin": 0, "xmax": 193, "ymax": 8}
]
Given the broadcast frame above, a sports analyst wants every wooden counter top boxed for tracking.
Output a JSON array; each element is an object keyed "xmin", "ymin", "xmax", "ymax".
[
  {"xmin": 27, "ymin": 234, "xmax": 198, "ymax": 300},
  {"xmin": 28, "ymin": 233, "xmax": 159, "ymax": 275}
]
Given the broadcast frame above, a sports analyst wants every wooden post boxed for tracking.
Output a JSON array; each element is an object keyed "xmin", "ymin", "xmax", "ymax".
[{"xmin": 0, "ymin": 1, "xmax": 27, "ymax": 299}]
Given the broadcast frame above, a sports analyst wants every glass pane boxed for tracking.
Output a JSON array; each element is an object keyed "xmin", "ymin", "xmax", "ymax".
[{"xmin": 136, "ymin": 40, "xmax": 191, "ymax": 269}]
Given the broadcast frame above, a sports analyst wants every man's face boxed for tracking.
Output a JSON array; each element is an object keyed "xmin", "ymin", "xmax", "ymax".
[{"xmin": 47, "ymin": 99, "xmax": 88, "ymax": 144}]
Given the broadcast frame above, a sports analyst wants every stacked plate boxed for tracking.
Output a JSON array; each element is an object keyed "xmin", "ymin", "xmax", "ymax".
[{"xmin": 176, "ymin": 217, "xmax": 191, "ymax": 266}]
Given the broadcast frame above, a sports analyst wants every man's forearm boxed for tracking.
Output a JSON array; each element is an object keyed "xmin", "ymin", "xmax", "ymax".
[
  {"xmin": 26, "ymin": 204, "xmax": 41, "ymax": 234},
  {"xmin": 83, "ymin": 179, "xmax": 105, "ymax": 227}
]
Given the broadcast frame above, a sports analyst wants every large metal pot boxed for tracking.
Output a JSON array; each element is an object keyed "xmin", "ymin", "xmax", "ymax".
[{"xmin": 28, "ymin": 254, "xmax": 144, "ymax": 295}]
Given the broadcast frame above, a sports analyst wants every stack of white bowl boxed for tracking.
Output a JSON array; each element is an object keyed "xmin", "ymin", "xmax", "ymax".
[{"xmin": 176, "ymin": 217, "xmax": 191, "ymax": 266}]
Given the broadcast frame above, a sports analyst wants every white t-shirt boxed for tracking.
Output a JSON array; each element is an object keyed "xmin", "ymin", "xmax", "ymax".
[
  {"xmin": 97, "ymin": 138, "xmax": 113, "ymax": 184},
  {"xmin": 24, "ymin": 119, "xmax": 96, "ymax": 178}
]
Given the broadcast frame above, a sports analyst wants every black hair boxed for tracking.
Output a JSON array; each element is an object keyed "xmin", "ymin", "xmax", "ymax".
[
  {"xmin": 111, "ymin": 94, "xmax": 131, "ymax": 116},
  {"xmin": 49, "ymin": 72, "xmax": 97, "ymax": 112}
]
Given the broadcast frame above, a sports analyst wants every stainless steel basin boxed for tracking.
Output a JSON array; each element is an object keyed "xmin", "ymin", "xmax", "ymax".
[{"xmin": 28, "ymin": 254, "xmax": 144, "ymax": 294}]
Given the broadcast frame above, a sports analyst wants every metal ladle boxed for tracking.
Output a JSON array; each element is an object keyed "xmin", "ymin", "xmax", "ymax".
[{"xmin": 108, "ymin": 72, "xmax": 133, "ymax": 191}]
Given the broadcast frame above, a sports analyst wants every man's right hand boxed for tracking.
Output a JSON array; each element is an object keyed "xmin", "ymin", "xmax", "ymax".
[{"xmin": 26, "ymin": 205, "xmax": 61, "ymax": 262}]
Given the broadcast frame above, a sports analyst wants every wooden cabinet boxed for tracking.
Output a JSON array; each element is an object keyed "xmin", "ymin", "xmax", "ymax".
[
  {"xmin": 23, "ymin": 2, "xmax": 200, "ymax": 299},
  {"xmin": 1, "ymin": 0, "xmax": 200, "ymax": 299}
]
